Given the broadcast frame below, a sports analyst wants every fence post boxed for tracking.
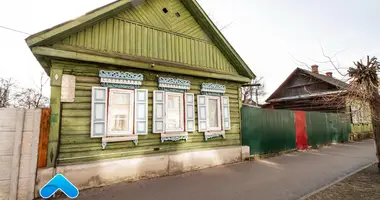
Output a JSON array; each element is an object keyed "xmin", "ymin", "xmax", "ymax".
[
  {"xmin": 28, "ymin": 109, "xmax": 42, "ymax": 200},
  {"xmin": 9, "ymin": 109, "xmax": 25, "ymax": 200}
]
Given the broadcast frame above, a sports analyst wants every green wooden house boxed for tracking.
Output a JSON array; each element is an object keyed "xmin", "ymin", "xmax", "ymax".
[{"xmin": 27, "ymin": 0, "xmax": 254, "ymax": 192}]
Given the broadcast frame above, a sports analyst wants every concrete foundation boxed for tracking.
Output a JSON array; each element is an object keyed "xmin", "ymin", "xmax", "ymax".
[{"xmin": 35, "ymin": 146, "xmax": 250, "ymax": 198}]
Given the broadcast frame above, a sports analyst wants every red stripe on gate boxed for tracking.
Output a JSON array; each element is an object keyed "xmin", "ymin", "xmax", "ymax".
[{"xmin": 294, "ymin": 111, "xmax": 308, "ymax": 150}]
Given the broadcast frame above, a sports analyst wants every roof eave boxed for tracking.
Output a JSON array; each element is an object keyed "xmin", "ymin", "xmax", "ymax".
[
  {"xmin": 25, "ymin": 0, "xmax": 133, "ymax": 47},
  {"xmin": 26, "ymin": 0, "xmax": 255, "ymax": 80}
]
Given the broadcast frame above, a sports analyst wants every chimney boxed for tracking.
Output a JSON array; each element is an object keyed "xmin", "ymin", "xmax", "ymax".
[
  {"xmin": 326, "ymin": 72, "xmax": 333, "ymax": 77},
  {"xmin": 311, "ymin": 65, "xmax": 319, "ymax": 74}
]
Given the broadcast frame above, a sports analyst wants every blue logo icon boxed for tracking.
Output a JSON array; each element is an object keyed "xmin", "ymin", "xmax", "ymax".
[{"xmin": 39, "ymin": 174, "xmax": 79, "ymax": 199}]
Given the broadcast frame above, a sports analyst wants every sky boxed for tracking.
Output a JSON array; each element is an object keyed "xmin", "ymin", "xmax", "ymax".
[{"xmin": 0, "ymin": 0, "xmax": 379, "ymax": 102}]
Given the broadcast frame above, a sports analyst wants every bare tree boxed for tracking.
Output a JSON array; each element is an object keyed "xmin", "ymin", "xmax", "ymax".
[
  {"xmin": 291, "ymin": 43, "xmax": 380, "ymax": 172},
  {"xmin": 14, "ymin": 88, "xmax": 49, "ymax": 109},
  {"xmin": 294, "ymin": 50, "xmax": 380, "ymax": 172},
  {"xmin": 316, "ymin": 55, "xmax": 379, "ymax": 172},
  {"xmin": 0, "ymin": 78, "xmax": 17, "ymax": 108},
  {"xmin": 14, "ymin": 72, "xmax": 50, "ymax": 109},
  {"xmin": 242, "ymin": 77, "xmax": 266, "ymax": 105},
  {"xmin": 347, "ymin": 56, "xmax": 380, "ymax": 172}
]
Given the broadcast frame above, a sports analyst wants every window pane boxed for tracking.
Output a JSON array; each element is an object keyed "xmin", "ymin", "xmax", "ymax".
[
  {"xmin": 167, "ymin": 95, "xmax": 181, "ymax": 130},
  {"xmin": 208, "ymin": 99, "xmax": 219, "ymax": 128},
  {"xmin": 110, "ymin": 92, "xmax": 130, "ymax": 132}
]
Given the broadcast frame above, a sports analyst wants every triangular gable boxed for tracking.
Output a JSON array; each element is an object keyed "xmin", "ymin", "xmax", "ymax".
[
  {"xmin": 116, "ymin": 0, "xmax": 211, "ymax": 41},
  {"xmin": 266, "ymin": 68, "xmax": 347, "ymax": 101},
  {"xmin": 26, "ymin": 0, "xmax": 255, "ymax": 79}
]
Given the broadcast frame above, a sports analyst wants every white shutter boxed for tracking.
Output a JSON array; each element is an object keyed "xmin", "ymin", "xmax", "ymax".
[
  {"xmin": 185, "ymin": 93, "xmax": 195, "ymax": 132},
  {"xmin": 153, "ymin": 90, "xmax": 165, "ymax": 133},
  {"xmin": 91, "ymin": 87, "xmax": 108, "ymax": 138},
  {"xmin": 222, "ymin": 96, "xmax": 231, "ymax": 130},
  {"xmin": 135, "ymin": 89, "xmax": 148, "ymax": 135},
  {"xmin": 197, "ymin": 95, "xmax": 207, "ymax": 132}
]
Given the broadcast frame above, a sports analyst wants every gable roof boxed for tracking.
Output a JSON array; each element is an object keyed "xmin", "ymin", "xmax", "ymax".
[
  {"xmin": 25, "ymin": 0, "xmax": 255, "ymax": 79},
  {"xmin": 297, "ymin": 68, "xmax": 349, "ymax": 89},
  {"xmin": 266, "ymin": 67, "xmax": 349, "ymax": 101}
]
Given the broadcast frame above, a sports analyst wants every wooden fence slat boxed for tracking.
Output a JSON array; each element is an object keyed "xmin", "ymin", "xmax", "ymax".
[{"xmin": 37, "ymin": 108, "xmax": 50, "ymax": 168}]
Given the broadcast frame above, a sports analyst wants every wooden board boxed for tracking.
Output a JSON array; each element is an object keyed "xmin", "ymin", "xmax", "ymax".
[
  {"xmin": 53, "ymin": 61, "xmax": 243, "ymax": 165},
  {"xmin": 37, "ymin": 108, "xmax": 50, "ymax": 168}
]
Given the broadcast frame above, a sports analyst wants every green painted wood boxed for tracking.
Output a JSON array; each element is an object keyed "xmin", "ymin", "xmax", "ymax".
[
  {"xmin": 59, "ymin": 16, "xmax": 237, "ymax": 75},
  {"xmin": 56, "ymin": 61, "xmax": 242, "ymax": 165},
  {"xmin": 47, "ymin": 67, "xmax": 63, "ymax": 167},
  {"xmin": 55, "ymin": 0, "xmax": 242, "ymax": 76},
  {"xmin": 34, "ymin": 47, "xmax": 250, "ymax": 83},
  {"xmin": 25, "ymin": 0, "xmax": 134, "ymax": 47},
  {"xmin": 116, "ymin": 0, "xmax": 211, "ymax": 42},
  {"xmin": 351, "ymin": 123, "xmax": 373, "ymax": 133}
]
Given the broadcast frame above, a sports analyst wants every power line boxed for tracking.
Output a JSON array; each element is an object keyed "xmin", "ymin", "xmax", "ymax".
[{"xmin": 0, "ymin": 25, "xmax": 31, "ymax": 35}]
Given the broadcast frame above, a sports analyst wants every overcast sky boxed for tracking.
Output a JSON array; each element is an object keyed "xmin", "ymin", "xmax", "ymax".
[{"xmin": 0, "ymin": 0, "xmax": 379, "ymax": 102}]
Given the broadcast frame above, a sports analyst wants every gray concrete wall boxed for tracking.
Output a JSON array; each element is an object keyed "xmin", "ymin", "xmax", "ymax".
[
  {"xmin": 0, "ymin": 109, "xmax": 41, "ymax": 200},
  {"xmin": 35, "ymin": 146, "xmax": 250, "ymax": 198}
]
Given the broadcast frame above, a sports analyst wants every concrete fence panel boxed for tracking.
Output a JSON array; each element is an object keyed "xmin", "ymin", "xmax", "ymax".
[{"xmin": 0, "ymin": 108, "xmax": 42, "ymax": 200}]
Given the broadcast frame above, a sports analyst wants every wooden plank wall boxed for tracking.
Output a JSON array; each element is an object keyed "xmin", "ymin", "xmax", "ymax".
[
  {"xmin": 37, "ymin": 108, "xmax": 50, "ymax": 168},
  {"xmin": 115, "ymin": 0, "xmax": 211, "ymax": 41},
  {"xmin": 55, "ymin": 61, "xmax": 241, "ymax": 165},
  {"xmin": 59, "ymin": 17, "xmax": 238, "ymax": 75}
]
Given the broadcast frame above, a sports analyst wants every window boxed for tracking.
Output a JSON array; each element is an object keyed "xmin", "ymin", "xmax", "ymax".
[
  {"xmin": 107, "ymin": 89, "xmax": 134, "ymax": 136},
  {"xmin": 91, "ymin": 87, "xmax": 148, "ymax": 138},
  {"xmin": 198, "ymin": 95, "xmax": 230, "ymax": 132},
  {"xmin": 351, "ymin": 103, "xmax": 371, "ymax": 124},
  {"xmin": 153, "ymin": 91, "xmax": 195, "ymax": 134},
  {"xmin": 165, "ymin": 92, "xmax": 184, "ymax": 132},
  {"xmin": 206, "ymin": 96, "xmax": 221, "ymax": 131}
]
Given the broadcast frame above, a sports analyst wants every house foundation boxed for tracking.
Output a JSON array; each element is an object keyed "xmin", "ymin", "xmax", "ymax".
[{"xmin": 35, "ymin": 146, "xmax": 250, "ymax": 198}]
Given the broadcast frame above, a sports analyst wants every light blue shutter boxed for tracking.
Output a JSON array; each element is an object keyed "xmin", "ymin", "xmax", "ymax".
[
  {"xmin": 197, "ymin": 95, "xmax": 207, "ymax": 132},
  {"xmin": 222, "ymin": 96, "xmax": 231, "ymax": 130},
  {"xmin": 153, "ymin": 90, "xmax": 165, "ymax": 133},
  {"xmin": 135, "ymin": 89, "xmax": 148, "ymax": 135},
  {"xmin": 91, "ymin": 87, "xmax": 108, "ymax": 138},
  {"xmin": 185, "ymin": 93, "xmax": 195, "ymax": 132}
]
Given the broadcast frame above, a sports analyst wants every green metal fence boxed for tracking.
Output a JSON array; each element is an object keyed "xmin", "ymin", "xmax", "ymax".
[
  {"xmin": 242, "ymin": 106, "xmax": 352, "ymax": 155},
  {"xmin": 307, "ymin": 112, "xmax": 351, "ymax": 147},
  {"xmin": 242, "ymin": 106, "xmax": 296, "ymax": 155}
]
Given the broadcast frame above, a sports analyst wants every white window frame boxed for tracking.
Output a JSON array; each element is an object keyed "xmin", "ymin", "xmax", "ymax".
[
  {"xmin": 165, "ymin": 92, "xmax": 185, "ymax": 133},
  {"xmin": 206, "ymin": 96, "xmax": 222, "ymax": 131},
  {"xmin": 107, "ymin": 89, "xmax": 135, "ymax": 136}
]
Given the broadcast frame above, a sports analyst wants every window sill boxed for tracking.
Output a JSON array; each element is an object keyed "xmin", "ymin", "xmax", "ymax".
[
  {"xmin": 204, "ymin": 131, "xmax": 225, "ymax": 141},
  {"xmin": 101, "ymin": 135, "xmax": 138, "ymax": 149},
  {"xmin": 161, "ymin": 132, "xmax": 188, "ymax": 143}
]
